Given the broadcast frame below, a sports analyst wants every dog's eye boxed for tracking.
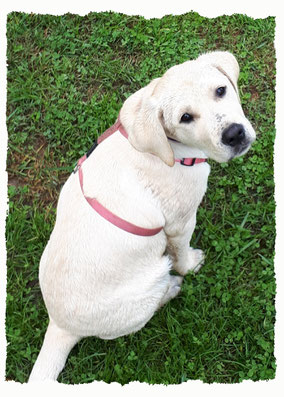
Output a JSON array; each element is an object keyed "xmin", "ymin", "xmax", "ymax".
[
  {"xmin": 180, "ymin": 113, "xmax": 194, "ymax": 123},
  {"xmin": 216, "ymin": 86, "xmax": 226, "ymax": 98}
]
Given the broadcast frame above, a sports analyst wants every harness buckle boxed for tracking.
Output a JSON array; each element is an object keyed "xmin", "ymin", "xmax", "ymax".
[
  {"xmin": 73, "ymin": 163, "xmax": 80, "ymax": 174},
  {"xmin": 180, "ymin": 158, "xmax": 196, "ymax": 166}
]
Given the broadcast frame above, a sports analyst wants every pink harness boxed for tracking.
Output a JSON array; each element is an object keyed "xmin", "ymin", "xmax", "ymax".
[{"xmin": 75, "ymin": 116, "xmax": 207, "ymax": 236}]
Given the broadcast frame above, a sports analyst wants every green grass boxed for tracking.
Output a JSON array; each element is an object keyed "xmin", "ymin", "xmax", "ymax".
[{"xmin": 6, "ymin": 11, "xmax": 276, "ymax": 384}]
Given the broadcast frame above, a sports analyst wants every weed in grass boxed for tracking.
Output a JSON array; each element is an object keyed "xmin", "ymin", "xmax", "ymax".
[{"xmin": 6, "ymin": 11, "xmax": 275, "ymax": 384}]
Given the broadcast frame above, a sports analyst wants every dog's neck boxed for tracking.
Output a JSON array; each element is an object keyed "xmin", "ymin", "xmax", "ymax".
[{"xmin": 167, "ymin": 137, "xmax": 207, "ymax": 159}]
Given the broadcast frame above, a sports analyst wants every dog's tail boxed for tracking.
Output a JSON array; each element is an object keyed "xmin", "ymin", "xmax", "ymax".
[{"xmin": 28, "ymin": 319, "xmax": 80, "ymax": 382}]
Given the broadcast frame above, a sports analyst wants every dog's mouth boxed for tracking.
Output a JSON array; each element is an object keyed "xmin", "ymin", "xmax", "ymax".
[{"xmin": 229, "ymin": 139, "xmax": 253, "ymax": 160}]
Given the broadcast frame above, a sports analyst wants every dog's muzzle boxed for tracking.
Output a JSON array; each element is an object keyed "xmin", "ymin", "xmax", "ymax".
[
  {"xmin": 221, "ymin": 123, "xmax": 252, "ymax": 157},
  {"xmin": 222, "ymin": 123, "xmax": 246, "ymax": 147}
]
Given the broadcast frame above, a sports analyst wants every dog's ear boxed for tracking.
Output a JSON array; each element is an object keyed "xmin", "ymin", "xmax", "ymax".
[
  {"xmin": 120, "ymin": 78, "xmax": 175, "ymax": 167},
  {"xmin": 197, "ymin": 51, "xmax": 240, "ymax": 97}
]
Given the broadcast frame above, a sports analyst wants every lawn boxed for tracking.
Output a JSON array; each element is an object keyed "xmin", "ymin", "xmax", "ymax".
[{"xmin": 5, "ymin": 11, "xmax": 276, "ymax": 384}]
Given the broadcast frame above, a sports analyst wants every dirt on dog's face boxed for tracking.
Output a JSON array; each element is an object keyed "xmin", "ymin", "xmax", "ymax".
[{"xmin": 155, "ymin": 58, "xmax": 256, "ymax": 163}]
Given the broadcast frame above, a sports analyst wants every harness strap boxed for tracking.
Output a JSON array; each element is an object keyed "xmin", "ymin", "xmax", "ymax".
[
  {"xmin": 76, "ymin": 116, "xmax": 207, "ymax": 236},
  {"xmin": 175, "ymin": 157, "xmax": 207, "ymax": 166},
  {"xmin": 77, "ymin": 154, "xmax": 163, "ymax": 236},
  {"xmin": 97, "ymin": 116, "xmax": 128, "ymax": 144}
]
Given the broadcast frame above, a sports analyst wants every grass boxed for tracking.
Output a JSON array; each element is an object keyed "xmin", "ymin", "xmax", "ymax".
[{"xmin": 6, "ymin": 11, "xmax": 276, "ymax": 384}]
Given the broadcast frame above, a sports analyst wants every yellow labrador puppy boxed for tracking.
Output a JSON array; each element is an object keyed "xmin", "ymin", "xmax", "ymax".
[{"xmin": 29, "ymin": 51, "xmax": 255, "ymax": 381}]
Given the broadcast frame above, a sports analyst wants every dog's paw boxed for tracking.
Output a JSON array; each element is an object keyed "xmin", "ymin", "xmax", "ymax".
[
  {"xmin": 176, "ymin": 248, "xmax": 205, "ymax": 275},
  {"xmin": 188, "ymin": 248, "xmax": 205, "ymax": 273},
  {"xmin": 159, "ymin": 276, "xmax": 183, "ymax": 307}
]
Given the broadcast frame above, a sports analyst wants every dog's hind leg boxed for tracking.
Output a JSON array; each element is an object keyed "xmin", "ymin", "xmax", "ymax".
[{"xmin": 29, "ymin": 318, "xmax": 81, "ymax": 382}]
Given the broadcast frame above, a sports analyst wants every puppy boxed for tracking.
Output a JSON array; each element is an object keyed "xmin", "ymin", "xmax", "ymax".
[{"xmin": 29, "ymin": 51, "xmax": 256, "ymax": 381}]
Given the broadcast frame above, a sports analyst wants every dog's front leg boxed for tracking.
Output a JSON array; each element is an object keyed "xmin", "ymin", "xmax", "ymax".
[{"xmin": 166, "ymin": 215, "xmax": 204, "ymax": 276}]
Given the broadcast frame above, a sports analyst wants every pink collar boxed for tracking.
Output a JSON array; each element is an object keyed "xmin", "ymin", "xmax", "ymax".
[{"xmin": 75, "ymin": 117, "xmax": 207, "ymax": 236}]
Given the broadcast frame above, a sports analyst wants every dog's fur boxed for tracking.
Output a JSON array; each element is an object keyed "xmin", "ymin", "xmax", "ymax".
[{"xmin": 29, "ymin": 51, "xmax": 256, "ymax": 381}]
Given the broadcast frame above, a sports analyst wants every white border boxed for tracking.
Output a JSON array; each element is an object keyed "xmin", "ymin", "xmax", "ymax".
[
  {"xmin": 0, "ymin": 0, "xmax": 280, "ymax": 18},
  {"xmin": 1, "ymin": 1, "xmax": 283, "ymax": 396}
]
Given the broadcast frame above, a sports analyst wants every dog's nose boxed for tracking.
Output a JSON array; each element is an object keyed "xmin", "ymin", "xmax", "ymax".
[{"xmin": 221, "ymin": 123, "xmax": 246, "ymax": 147}]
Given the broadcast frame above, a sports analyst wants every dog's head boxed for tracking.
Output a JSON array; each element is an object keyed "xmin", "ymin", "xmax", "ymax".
[{"xmin": 120, "ymin": 51, "xmax": 256, "ymax": 166}]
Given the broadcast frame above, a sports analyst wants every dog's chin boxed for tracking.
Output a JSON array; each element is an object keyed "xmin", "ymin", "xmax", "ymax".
[
  {"xmin": 229, "ymin": 142, "xmax": 252, "ymax": 160},
  {"xmin": 205, "ymin": 149, "xmax": 233, "ymax": 163},
  {"xmin": 206, "ymin": 142, "xmax": 252, "ymax": 163}
]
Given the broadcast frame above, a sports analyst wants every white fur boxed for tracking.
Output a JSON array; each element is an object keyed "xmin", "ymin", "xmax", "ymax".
[{"xmin": 29, "ymin": 51, "xmax": 255, "ymax": 381}]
